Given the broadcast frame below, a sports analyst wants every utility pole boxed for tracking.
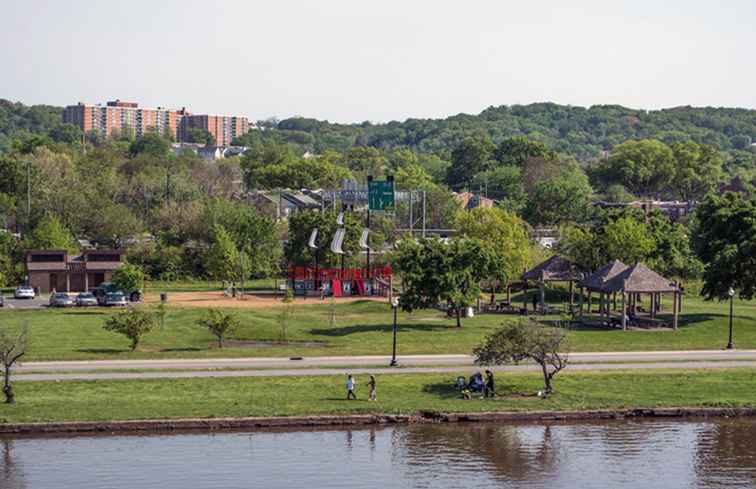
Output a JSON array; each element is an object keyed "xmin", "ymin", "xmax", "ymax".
[
  {"xmin": 26, "ymin": 159, "xmax": 31, "ymax": 231},
  {"xmin": 422, "ymin": 190, "xmax": 426, "ymax": 238}
]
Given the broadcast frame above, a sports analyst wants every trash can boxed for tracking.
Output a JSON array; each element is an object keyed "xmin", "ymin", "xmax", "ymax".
[{"xmin": 160, "ymin": 293, "xmax": 167, "ymax": 303}]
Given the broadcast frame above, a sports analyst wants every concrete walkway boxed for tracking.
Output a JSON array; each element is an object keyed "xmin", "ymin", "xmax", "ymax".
[{"xmin": 13, "ymin": 350, "xmax": 756, "ymax": 382}]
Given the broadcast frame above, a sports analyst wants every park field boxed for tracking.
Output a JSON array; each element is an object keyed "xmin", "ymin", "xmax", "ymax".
[
  {"xmin": 1, "ymin": 368, "xmax": 755, "ymax": 424},
  {"xmin": 0, "ymin": 291, "xmax": 754, "ymax": 361}
]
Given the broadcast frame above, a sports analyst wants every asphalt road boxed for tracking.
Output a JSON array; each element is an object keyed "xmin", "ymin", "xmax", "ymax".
[{"xmin": 13, "ymin": 350, "xmax": 756, "ymax": 382}]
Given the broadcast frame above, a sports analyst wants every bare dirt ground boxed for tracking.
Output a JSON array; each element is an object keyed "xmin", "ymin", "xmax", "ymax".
[{"xmin": 144, "ymin": 291, "xmax": 389, "ymax": 309}]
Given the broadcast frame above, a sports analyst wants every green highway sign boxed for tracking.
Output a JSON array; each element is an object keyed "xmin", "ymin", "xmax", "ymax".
[{"xmin": 368, "ymin": 179, "xmax": 395, "ymax": 211}]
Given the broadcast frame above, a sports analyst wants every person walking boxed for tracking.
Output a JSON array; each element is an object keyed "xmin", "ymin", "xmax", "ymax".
[
  {"xmin": 346, "ymin": 374, "xmax": 357, "ymax": 400},
  {"xmin": 532, "ymin": 294, "xmax": 538, "ymax": 313},
  {"xmin": 367, "ymin": 375, "xmax": 377, "ymax": 401},
  {"xmin": 484, "ymin": 370, "xmax": 495, "ymax": 398}
]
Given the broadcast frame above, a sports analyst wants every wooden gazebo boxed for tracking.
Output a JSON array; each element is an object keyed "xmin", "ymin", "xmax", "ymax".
[
  {"xmin": 522, "ymin": 255, "xmax": 582, "ymax": 311},
  {"xmin": 599, "ymin": 263, "xmax": 682, "ymax": 330},
  {"xmin": 577, "ymin": 259, "xmax": 629, "ymax": 318}
]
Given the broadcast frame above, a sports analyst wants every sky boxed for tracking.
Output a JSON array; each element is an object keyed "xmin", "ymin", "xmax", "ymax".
[{"xmin": 2, "ymin": 0, "xmax": 755, "ymax": 123}]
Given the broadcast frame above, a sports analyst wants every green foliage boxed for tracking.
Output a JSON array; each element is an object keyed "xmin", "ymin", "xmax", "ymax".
[
  {"xmin": 102, "ymin": 308, "xmax": 156, "ymax": 351},
  {"xmin": 196, "ymin": 309, "xmax": 240, "ymax": 348},
  {"xmin": 693, "ymin": 193, "xmax": 756, "ymax": 300},
  {"xmin": 602, "ymin": 216, "xmax": 656, "ymax": 265},
  {"xmin": 128, "ymin": 132, "xmax": 172, "ymax": 158},
  {"xmin": 524, "ymin": 166, "xmax": 594, "ymax": 225},
  {"xmin": 394, "ymin": 237, "xmax": 493, "ymax": 327},
  {"xmin": 445, "ymin": 136, "xmax": 495, "ymax": 190},
  {"xmin": 206, "ymin": 225, "xmax": 239, "ymax": 283},
  {"xmin": 112, "ymin": 264, "xmax": 145, "ymax": 293},
  {"xmin": 24, "ymin": 214, "xmax": 77, "ymax": 251},
  {"xmin": 669, "ymin": 141, "xmax": 724, "ymax": 201},
  {"xmin": 184, "ymin": 127, "xmax": 216, "ymax": 146},
  {"xmin": 472, "ymin": 165, "xmax": 527, "ymax": 213},
  {"xmin": 454, "ymin": 207, "xmax": 531, "ymax": 284},
  {"xmin": 603, "ymin": 139, "xmax": 676, "ymax": 197},
  {"xmin": 285, "ymin": 210, "xmax": 362, "ymax": 268}
]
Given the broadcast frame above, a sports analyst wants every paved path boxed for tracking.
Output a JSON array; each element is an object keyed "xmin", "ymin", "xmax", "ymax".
[
  {"xmin": 13, "ymin": 360, "xmax": 756, "ymax": 382},
  {"xmin": 13, "ymin": 350, "xmax": 756, "ymax": 382}
]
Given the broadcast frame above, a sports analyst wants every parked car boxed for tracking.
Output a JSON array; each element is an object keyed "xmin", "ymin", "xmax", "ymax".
[
  {"xmin": 104, "ymin": 291, "xmax": 128, "ymax": 307},
  {"xmin": 14, "ymin": 286, "xmax": 35, "ymax": 299},
  {"xmin": 95, "ymin": 282, "xmax": 141, "ymax": 305},
  {"xmin": 49, "ymin": 292, "xmax": 75, "ymax": 308},
  {"xmin": 75, "ymin": 292, "xmax": 98, "ymax": 307}
]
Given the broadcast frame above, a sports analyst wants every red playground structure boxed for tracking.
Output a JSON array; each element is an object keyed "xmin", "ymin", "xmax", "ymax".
[{"xmin": 288, "ymin": 265, "xmax": 393, "ymax": 297}]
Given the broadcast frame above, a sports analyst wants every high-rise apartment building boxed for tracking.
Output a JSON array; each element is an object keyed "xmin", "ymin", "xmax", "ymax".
[
  {"xmin": 63, "ymin": 100, "xmax": 250, "ymax": 145},
  {"xmin": 181, "ymin": 114, "xmax": 250, "ymax": 147}
]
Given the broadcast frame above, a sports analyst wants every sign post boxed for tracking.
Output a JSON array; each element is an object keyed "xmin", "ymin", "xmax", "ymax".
[{"xmin": 368, "ymin": 179, "xmax": 395, "ymax": 212}]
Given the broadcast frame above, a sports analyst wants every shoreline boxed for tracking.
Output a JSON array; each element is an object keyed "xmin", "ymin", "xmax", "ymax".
[{"xmin": 3, "ymin": 407, "xmax": 755, "ymax": 436}]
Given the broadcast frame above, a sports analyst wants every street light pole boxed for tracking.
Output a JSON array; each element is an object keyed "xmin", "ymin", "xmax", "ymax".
[
  {"xmin": 727, "ymin": 287, "xmax": 735, "ymax": 350},
  {"xmin": 390, "ymin": 297, "xmax": 399, "ymax": 366}
]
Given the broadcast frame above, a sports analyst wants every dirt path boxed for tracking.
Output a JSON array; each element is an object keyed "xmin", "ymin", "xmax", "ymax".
[{"xmin": 144, "ymin": 291, "xmax": 389, "ymax": 309}]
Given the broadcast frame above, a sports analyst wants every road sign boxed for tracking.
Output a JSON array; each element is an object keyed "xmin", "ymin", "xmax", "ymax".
[{"xmin": 368, "ymin": 180, "xmax": 395, "ymax": 211}]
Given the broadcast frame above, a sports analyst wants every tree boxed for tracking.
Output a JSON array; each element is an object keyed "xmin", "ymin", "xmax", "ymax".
[
  {"xmin": 670, "ymin": 141, "xmax": 723, "ymax": 201},
  {"xmin": 129, "ymin": 132, "xmax": 171, "ymax": 158},
  {"xmin": 112, "ymin": 264, "xmax": 145, "ymax": 299},
  {"xmin": 206, "ymin": 224, "xmax": 238, "ymax": 283},
  {"xmin": 445, "ymin": 136, "xmax": 495, "ymax": 190},
  {"xmin": 603, "ymin": 139, "xmax": 676, "ymax": 197},
  {"xmin": 693, "ymin": 193, "xmax": 756, "ymax": 300},
  {"xmin": 601, "ymin": 216, "xmax": 656, "ymax": 265},
  {"xmin": 471, "ymin": 165, "xmax": 527, "ymax": 212},
  {"xmin": 556, "ymin": 224, "xmax": 605, "ymax": 272},
  {"xmin": 474, "ymin": 320, "xmax": 569, "ymax": 395},
  {"xmin": 494, "ymin": 136, "xmax": 556, "ymax": 167},
  {"xmin": 102, "ymin": 307, "xmax": 156, "ymax": 351},
  {"xmin": 0, "ymin": 323, "xmax": 28, "ymax": 404},
  {"xmin": 394, "ymin": 237, "xmax": 492, "ymax": 327},
  {"xmin": 454, "ymin": 207, "xmax": 531, "ymax": 288},
  {"xmin": 604, "ymin": 184, "xmax": 635, "ymax": 203},
  {"xmin": 185, "ymin": 127, "xmax": 216, "ymax": 146},
  {"xmin": 24, "ymin": 214, "xmax": 77, "ymax": 251},
  {"xmin": 197, "ymin": 309, "xmax": 239, "ymax": 348},
  {"xmin": 524, "ymin": 167, "xmax": 594, "ymax": 225}
]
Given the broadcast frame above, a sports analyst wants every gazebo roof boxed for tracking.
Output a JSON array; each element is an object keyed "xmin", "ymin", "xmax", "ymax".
[
  {"xmin": 602, "ymin": 263, "xmax": 679, "ymax": 293},
  {"xmin": 579, "ymin": 259, "xmax": 629, "ymax": 291},
  {"xmin": 523, "ymin": 255, "xmax": 580, "ymax": 282}
]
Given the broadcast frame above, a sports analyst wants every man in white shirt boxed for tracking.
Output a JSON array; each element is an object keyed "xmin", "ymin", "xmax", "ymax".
[{"xmin": 346, "ymin": 374, "xmax": 357, "ymax": 400}]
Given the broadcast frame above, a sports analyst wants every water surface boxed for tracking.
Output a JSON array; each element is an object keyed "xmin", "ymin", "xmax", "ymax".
[{"xmin": 2, "ymin": 418, "xmax": 756, "ymax": 488}]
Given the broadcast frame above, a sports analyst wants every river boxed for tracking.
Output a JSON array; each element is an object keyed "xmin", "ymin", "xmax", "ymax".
[{"xmin": 2, "ymin": 418, "xmax": 756, "ymax": 488}]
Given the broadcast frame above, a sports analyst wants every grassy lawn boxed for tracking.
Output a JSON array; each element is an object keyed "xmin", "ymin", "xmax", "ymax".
[
  {"xmin": 1, "ymin": 368, "xmax": 755, "ymax": 424},
  {"xmin": 144, "ymin": 278, "xmax": 281, "ymax": 293},
  {"xmin": 0, "ymin": 293, "xmax": 754, "ymax": 361}
]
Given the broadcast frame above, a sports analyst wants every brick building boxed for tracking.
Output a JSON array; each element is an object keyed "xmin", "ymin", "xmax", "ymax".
[
  {"xmin": 26, "ymin": 249, "xmax": 125, "ymax": 294},
  {"xmin": 181, "ymin": 114, "xmax": 250, "ymax": 146},
  {"xmin": 63, "ymin": 100, "xmax": 250, "ymax": 145}
]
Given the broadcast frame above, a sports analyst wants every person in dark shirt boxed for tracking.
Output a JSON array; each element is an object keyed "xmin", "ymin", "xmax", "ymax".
[{"xmin": 484, "ymin": 370, "xmax": 495, "ymax": 398}]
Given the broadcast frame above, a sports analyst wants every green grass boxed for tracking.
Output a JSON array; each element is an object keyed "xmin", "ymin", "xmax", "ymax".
[
  {"xmin": 144, "ymin": 278, "xmax": 281, "ymax": 293},
  {"xmin": 1, "ymin": 293, "xmax": 754, "ymax": 361},
  {"xmin": 2, "ymin": 368, "xmax": 756, "ymax": 424}
]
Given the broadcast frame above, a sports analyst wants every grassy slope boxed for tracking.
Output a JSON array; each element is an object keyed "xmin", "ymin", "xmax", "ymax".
[{"xmin": 1, "ymin": 369, "xmax": 755, "ymax": 423}]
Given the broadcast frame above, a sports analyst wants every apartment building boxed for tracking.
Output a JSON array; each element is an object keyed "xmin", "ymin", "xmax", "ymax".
[
  {"xmin": 63, "ymin": 100, "xmax": 188, "ymax": 140},
  {"xmin": 181, "ymin": 114, "xmax": 250, "ymax": 146},
  {"xmin": 63, "ymin": 100, "xmax": 250, "ymax": 145}
]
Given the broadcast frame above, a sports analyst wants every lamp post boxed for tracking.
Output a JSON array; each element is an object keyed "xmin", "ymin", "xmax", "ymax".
[
  {"xmin": 390, "ymin": 297, "xmax": 399, "ymax": 366},
  {"xmin": 727, "ymin": 287, "xmax": 735, "ymax": 350}
]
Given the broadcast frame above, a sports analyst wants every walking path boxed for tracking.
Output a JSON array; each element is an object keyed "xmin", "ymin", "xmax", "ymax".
[{"xmin": 14, "ymin": 350, "xmax": 756, "ymax": 382}]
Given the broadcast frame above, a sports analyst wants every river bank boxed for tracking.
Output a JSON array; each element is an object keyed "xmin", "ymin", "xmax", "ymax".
[{"xmin": 3, "ymin": 406, "xmax": 756, "ymax": 436}]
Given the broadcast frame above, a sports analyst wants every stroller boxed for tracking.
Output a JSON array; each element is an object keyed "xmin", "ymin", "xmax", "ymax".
[{"xmin": 456, "ymin": 372, "xmax": 485, "ymax": 399}]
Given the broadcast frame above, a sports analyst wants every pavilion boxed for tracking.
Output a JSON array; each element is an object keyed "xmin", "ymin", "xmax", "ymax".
[{"xmin": 522, "ymin": 255, "xmax": 582, "ymax": 312}]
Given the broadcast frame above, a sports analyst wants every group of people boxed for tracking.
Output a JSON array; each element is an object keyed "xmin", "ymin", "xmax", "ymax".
[
  {"xmin": 346, "ymin": 374, "xmax": 377, "ymax": 401},
  {"xmin": 459, "ymin": 370, "xmax": 496, "ymax": 399}
]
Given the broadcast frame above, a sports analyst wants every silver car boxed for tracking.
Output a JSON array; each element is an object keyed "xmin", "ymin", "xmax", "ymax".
[
  {"xmin": 14, "ymin": 286, "xmax": 35, "ymax": 299},
  {"xmin": 75, "ymin": 292, "xmax": 98, "ymax": 307},
  {"xmin": 104, "ymin": 291, "xmax": 128, "ymax": 307},
  {"xmin": 49, "ymin": 292, "xmax": 75, "ymax": 307}
]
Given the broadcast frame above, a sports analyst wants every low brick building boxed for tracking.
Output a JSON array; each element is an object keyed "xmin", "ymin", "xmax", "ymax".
[{"xmin": 26, "ymin": 250, "xmax": 125, "ymax": 293}]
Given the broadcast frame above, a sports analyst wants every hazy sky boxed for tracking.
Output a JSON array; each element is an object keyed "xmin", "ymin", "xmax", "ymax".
[{"xmin": 2, "ymin": 0, "xmax": 755, "ymax": 122}]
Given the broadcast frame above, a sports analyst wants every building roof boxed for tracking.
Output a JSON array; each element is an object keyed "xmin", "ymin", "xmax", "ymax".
[
  {"xmin": 579, "ymin": 259, "xmax": 629, "ymax": 291},
  {"xmin": 601, "ymin": 263, "xmax": 679, "ymax": 293},
  {"xmin": 282, "ymin": 192, "xmax": 320, "ymax": 209},
  {"xmin": 454, "ymin": 192, "xmax": 495, "ymax": 210},
  {"xmin": 523, "ymin": 255, "xmax": 581, "ymax": 282}
]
